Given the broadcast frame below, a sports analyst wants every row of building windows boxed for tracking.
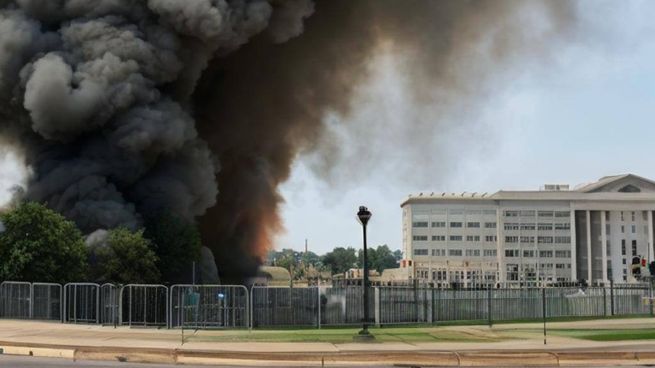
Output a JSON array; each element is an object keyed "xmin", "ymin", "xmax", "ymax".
[
  {"xmin": 504, "ymin": 210, "xmax": 570, "ymax": 218},
  {"xmin": 413, "ymin": 249, "xmax": 498, "ymax": 257},
  {"xmin": 415, "ymin": 235, "xmax": 498, "ymax": 242},
  {"xmin": 413, "ymin": 221, "xmax": 497, "ymax": 229},
  {"xmin": 504, "ymin": 249, "xmax": 571, "ymax": 258},
  {"xmin": 503, "ymin": 223, "xmax": 570, "ymax": 231},
  {"xmin": 505, "ymin": 236, "xmax": 571, "ymax": 244}
]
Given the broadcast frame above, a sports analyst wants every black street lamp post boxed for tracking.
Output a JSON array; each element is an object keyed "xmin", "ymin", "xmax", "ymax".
[{"xmin": 356, "ymin": 206, "xmax": 374, "ymax": 341}]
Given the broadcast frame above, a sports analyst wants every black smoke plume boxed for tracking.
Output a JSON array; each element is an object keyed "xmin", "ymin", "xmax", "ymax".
[{"xmin": 0, "ymin": 0, "xmax": 578, "ymax": 282}]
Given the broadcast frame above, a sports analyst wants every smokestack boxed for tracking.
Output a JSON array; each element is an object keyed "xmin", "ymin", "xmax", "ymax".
[{"xmin": 0, "ymin": 0, "xmax": 581, "ymax": 282}]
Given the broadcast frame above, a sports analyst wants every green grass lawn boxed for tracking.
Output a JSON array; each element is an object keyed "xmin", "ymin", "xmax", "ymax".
[
  {"xmin": 186, "ymin": 326, "xmax": 509, "ymax": 343},
  {"xmin": 549, "ymin": 328, "xmax": 655, "ymax": 341}
]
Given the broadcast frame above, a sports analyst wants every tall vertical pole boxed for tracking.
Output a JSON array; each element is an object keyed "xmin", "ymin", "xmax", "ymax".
[
  {"xmin": 542, "ymin": 286, "xmax": 547, "ymax": 345},
  {"xmin": 362, "ymin": 222, "xmax": 370, "ymax": 335}
]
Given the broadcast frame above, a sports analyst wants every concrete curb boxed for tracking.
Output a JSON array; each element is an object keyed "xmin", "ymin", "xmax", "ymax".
[{"xmin": 1, "ymin": 341, "xmax": 654, "ymax": 366}]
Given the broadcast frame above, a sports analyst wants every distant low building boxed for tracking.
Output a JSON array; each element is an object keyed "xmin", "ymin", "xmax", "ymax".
[{"xmin": 252, "ymin": 266, "xmax": 291, "ymax": 287}]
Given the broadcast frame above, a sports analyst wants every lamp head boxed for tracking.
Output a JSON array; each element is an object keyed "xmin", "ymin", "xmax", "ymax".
[{"xmin": 357, "ymin": 206, "xmax": 372, "ymax": 226}]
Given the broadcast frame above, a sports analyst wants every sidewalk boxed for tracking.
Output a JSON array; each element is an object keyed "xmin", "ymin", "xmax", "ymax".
[{"xmin": 0, "ymin": 319, "xmax": 654, "ymax": 366}]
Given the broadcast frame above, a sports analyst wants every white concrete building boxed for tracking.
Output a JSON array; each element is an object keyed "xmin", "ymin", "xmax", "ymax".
[{"xmin": 401, "ymin": 174, "xmax": 655, "ymax": 287}]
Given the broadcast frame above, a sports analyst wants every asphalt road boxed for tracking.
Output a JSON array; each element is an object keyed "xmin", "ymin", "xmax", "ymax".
[
  {"xmin": 0, "ymin": 355, "xmax": 388, "ymax": 368},
  {"xmin": 0, "ymin": 355, "xmax": 649, "ymax": 368}
]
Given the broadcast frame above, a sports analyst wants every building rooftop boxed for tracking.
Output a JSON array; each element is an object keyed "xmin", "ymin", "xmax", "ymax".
[{"xmin": 402, "ymin": 174, "xmax": 655, "ymax": 207}]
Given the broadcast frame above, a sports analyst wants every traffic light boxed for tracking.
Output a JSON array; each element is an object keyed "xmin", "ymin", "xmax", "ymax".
[
  {"xmin": 631, "ymin": 256, "xmax": 641, "ymax": 276},
  {"xmin": 642, "ymin": 258, "xmax": 647, "ymax": 267},
  {"xmin": 649, "ymin": 261, "xmax": 655, "ymax": 276}
]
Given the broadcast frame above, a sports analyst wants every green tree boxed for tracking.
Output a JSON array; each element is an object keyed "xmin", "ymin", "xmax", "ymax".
[
  {"xmin": 357, "ymin": 245, "xmax": 400, "ymax": 273},
  {"xmin": 0, "ymin": 202, "xmax": 87, "ymax": 283},
  {"xmin": 144, "ymin": 214, "xmax": 201, "ymax": 283},
  {"xmin": 89, "ymin": 227, "xmax": 160, "ymax": 284},
  {"xmin": 322, "ymin": 247, "xmax": 357, "ymax": 275}
]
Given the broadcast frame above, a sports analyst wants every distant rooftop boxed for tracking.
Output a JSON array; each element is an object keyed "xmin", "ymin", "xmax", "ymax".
[{"xmin": 401, "ymin": 174, "xmax": 655, "ymax": 207}]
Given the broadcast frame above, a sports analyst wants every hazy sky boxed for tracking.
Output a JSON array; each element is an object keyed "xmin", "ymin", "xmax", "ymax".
[{"xmin": 276, "ymin": 1, "xmax": 655, "ymax": 255}]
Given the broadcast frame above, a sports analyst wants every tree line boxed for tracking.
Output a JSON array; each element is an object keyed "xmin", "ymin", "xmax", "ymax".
[
  {"xmin": 0, "ymin": 202, "xmax": 202, "ymax": 284},
  {"xmin": 266, "ymin": 245, "xmax": 403, "ymax": 278}
]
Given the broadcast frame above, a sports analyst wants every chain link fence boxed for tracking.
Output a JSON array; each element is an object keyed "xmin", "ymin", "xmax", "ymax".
[{"xmin": 0, "ymin": 281, "xmax": 652, "ymax": 328}]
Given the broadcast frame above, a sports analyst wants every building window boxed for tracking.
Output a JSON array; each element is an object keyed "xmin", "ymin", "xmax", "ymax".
[
  {"xmin": 450, "ymin": 235, "xmax": 462, "ymax": 241},
  {"xmin": 504, "ymin": 223, "xmax": 519, "ymax": 231},
  {"xmin": 538, "ymin": 236, "xmax": 554, "ymax": 244},
  {"xmin": 413, "ymin": 235, "xmax": 428, "ymax": 241},
  {"xmin": 520, "ymin": 236, "xmax": 535, "ymax": 243},
  {"xmin": 485, "ymin": 235, "xmax": 497, "ymax": 242},
  {"xmin": 520, "ymin": 223, "xmax": 536, "ymax": 231},
  {"xmin": 554, "ymin": 236, "xmax": 571, "ymax": 244},
  {"xmin": 450, "ymin": 222, "xmax": 463, "ymax": 228},
  {"xmin": 538, "ymin": 223, "xmax": 553, "ymax": 231},
  {"xmin": 432, "ymin": 235, "xmax": 445, "ymax": 241},
  {"xmin": 555, "ymin": 211, "xmax": 570, "ymax": 218},
  {"xmin": 414, "ymin": 249, "xmax": 428, "ymax": 256},
  {"xmin": 448, "ymin": 249, "xmax": 462, "ymax": 256},
  {"xmin": 605, "ymin": 212, "xmax": 610, "ymax": 221},
  {"xmin": 621, "ymin": 225, "xmax": 625, "ymax": 233},
  {"xmin": 485, "ymin": 222, "xmax": 497, "ymax": 229},
  {"xmin": 621, "ymin": 211, "xmax": 624, "ymax": 221},
  {"xmin": 467, "ymin": 222, "xmax": 480, "ymax": 228},
  {"xmin": 523, "ymin": 250, "xmax": 534, "ymax": 258},
  {"xmin": 631, "ymin": 225, "xmax": 636, "ymax": 233},
  {"xmin": 632, "ymin": 240, "xmax": 637, "ymax": 256},
  {"xmin": 621, "ymin": 239, "xmax": 626, "ymax": 256},
  {"xmin": 483, "ymin": 249, "xmax": 497, "ymax": 257},
  {"xmin": 431, "ymin": 249, "xmax": 446, "ymax": 256},
  {"xmin": 556, "ymin": 264, "xmax": 566, "ymax": 269},
  {"xmin": 555, "ymin": 250, "xmax": 571, "ymax": 258},
  {"xmin": 505, "ymin": 236, "xmax": 518, "ymax": 243},
  {"xmin": 554, "ymin": 223, "xmax": 570, "ymax": 230},
  {"xmin": 539, "ymin": 250, "xmax": 553, "ymax": 258},
  {"xmin": 505, "ymin": 249, "xmax": 518, "ymax": 257},
  {"xmin": 538, "ymin": 211, "xmax": 554, "ymax": 218},
  {"xmin": 632, "ymin": 212, "xmax": 636, "ymax": 221},
  {"xmin": 622, "ymin": 258, "xmax": 626, "ymax": 265},
  {"xmin": 643, "ymin": 211, "xmax": 649, "ymax": 221},
  {"xmin": 504, "ymin": 210, "xmax": 519, "ymax": 217},
  {"xmin": 432, "ymin": 221, "xmax": 446, "ymax": 228},
  {"xmin": 465, "ymin": 249, "xmax": 480, "ymax": 257},
  {"xmin": 466, "ymin": 235, "xmax": 480, "ymax": 242},
  {"xmin": 413, "ymin": 221, "xmax": 428, "ymax": 228}
]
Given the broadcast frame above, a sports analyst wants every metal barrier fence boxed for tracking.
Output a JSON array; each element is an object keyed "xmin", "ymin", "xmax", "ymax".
[
  {"xmin": 100, "ymin": 284, "xmax": 119, "ymax": 326},
  {"xmin": 64, "ymin": 283, "xmax": 99, "ymax": 324},
  {"xmin": 251, "ymin": 286, "xmax": 319, "ymax": 327},
  {"xmin": 0, "ymin": 281, "xmax": 652, "ymax": 328},
  {"xmin": 0, "ymin": 281, "xmax": 31, "ymax": 319},
  {"xmin": 170, "ymin": 285, "xmax": 249, "ymax": 329},
  {"xmin": 32, "ymin": 283, "xmax": 62, "ymax": 321},
  {"xmin": 121, "ymin": 284, "xmax": 168, "ymax": 328}
]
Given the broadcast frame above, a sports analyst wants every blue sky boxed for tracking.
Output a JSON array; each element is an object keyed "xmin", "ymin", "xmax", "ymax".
[{"xmin": 276, "ymin": 1, "xmax": 655, "ymax": 255}]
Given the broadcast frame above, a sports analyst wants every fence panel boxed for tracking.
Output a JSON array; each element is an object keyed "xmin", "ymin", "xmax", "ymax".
[
  {"xmin": 491, "ymin": 288, "xmax": 542, "ymax": 321},
  {"xmin": 251, "ymin": 287, "xmax": 318, "ymax": 327},
  {"xmin": 121, "ymin": 284, "xmax": 168, "ymax": 328},
  {"xmin": 378, "ymin": 286, "xmax": 430, "ymax": 325},
  {"xmin": 170, "ymin": 285, "xmax": 249, "ymax": 329},
  {"xmin": 435, "ymin": 288, "xmax": 489, "ymax": 322},
  {"xmin": 100, "ymin": 284, "xmax": 120, "ymax": 326},
  {"xmin": 64, "ymin": 283, "xmax": 99, "ymax": 324},
  {"xmin": 0, "ymin": 282, "xmax": 31, "ymax": 319},
  {"xmin": 320, "ymin": 287, "xmax": 374, "ymax": 326},
  {"xmin": 32, "ymin": 283, "xmax": 62, "ymax": 321},
  {"xmin": 613, "ymin": 286, "xmax": 650, "ymax": 315}
]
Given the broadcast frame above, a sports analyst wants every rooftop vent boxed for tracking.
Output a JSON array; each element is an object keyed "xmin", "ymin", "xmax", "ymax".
[{"xmin": 542, "ymin": 184, "xmax": 570, "ymax": 191}]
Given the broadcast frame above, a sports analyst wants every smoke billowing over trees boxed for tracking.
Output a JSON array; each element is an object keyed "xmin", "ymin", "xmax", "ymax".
[{"xmin": 0, "ymin": 1, "xmax": 581, "ymax": 281}]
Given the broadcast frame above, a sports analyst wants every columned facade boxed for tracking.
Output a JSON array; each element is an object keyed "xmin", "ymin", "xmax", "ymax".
[{"xmin": 402, "ymin": 174, "xmax": 655, "ymax": 286}]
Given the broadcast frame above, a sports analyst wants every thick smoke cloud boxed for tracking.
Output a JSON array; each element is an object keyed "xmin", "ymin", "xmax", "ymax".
[{"xmin": 0, "ymin": 0, "xmax": 579, "ymax": 282}]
